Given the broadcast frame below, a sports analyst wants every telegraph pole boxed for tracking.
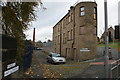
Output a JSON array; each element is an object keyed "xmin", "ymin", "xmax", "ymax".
[
  {"xmin": 104, "ymin": 0, "xmax": 109, "ymax": 78},
  {"xmin": 118, "ymin": 1, "xmax": 120, "ymax": 59}
]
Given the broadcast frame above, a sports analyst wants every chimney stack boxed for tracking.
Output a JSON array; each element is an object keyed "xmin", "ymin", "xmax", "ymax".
[{"xmin": 33, "ymin": 28, "xmax": 35, "ymax": 46}]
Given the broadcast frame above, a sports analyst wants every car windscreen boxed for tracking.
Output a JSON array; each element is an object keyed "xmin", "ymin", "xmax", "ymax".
[{"xmin": 52, "ymin": 54, "xmax": 60, "ymax": 57}]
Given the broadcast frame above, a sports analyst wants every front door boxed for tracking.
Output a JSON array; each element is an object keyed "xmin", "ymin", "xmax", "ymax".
[{"xmin": 74, "ymin": 48, "xmax": 77, "ymax": 61}]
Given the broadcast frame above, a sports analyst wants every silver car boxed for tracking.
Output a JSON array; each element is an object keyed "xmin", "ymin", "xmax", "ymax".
[{"xmin": 47, "ymin": 52, "xmax": 66, "ymax": 64}]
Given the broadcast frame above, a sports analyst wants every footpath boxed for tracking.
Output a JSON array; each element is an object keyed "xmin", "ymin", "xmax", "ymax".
[
  {"xmin": 72, "ymin": 57, "xmax": 117, "ymax": 78},
  {"xmin": 23, "ymin": 52, "xmax": 43, "ymax": 78}
]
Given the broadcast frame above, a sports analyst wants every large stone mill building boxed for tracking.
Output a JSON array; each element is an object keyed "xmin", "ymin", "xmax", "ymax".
[{"xmin": 53, "ymin": 1, "xmax": 97, "ymax": 61}]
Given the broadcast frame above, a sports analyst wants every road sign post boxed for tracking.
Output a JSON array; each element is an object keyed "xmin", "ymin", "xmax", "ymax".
[
  {"xmin": 104, "ymin": 0, "xmax": 109, "ymax": 78},
  {"xmin": 118, "ymin": 1, "xmax": 120, "ymax": 59}
]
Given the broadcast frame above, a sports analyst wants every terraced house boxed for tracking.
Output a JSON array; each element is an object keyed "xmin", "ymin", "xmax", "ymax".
[{"xmin": 53, "ymin": 1, "xmax": 97, "ymax": 61}]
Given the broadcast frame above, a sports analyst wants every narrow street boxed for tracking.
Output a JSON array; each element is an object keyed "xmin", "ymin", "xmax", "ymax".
[
  {"xmin": 24, "ymin": 46, "xmax": 119, "ymax": 78},
  {"xmin": 24, "ymin": 50, "xmax": 90, "ymax": 78}
]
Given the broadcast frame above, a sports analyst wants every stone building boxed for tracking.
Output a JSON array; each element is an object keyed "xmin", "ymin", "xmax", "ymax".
[
  {"xmin": 53, "ymin": 1, "xmax": 97, "ymax": 61},
  {"xmin": 100, "ymin": 27, "xmax": 115, "ymax": 43}
]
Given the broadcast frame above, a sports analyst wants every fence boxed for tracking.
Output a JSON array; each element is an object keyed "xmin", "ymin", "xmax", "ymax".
[
  {"xmin": 2, "ymin": 34, "xmax": 17, "ymax": 78},
  {"xmin": 110, "ymin": 59, "xmax": 120, "ymax": 79}
]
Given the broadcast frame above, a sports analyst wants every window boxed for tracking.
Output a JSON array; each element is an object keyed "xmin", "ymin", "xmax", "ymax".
[
  {"xmin": 66, "ymin": 17, "xmax": 68, "ymax": 25},
  {"xmin": 94, "ymin": 27, "xmax": 97, "ymax": 35},
  {"xmin": 62, "ymin": 20, "xmax": 64, "ymax": 30},
  {"xmin": 58, "ymin": 35, "xmax": 60, "ymax": 44},
  {"xmin": 71, "ymin": 29, "xmax": 73, "ymax": 40},
  {"xmin": 68, "ymin": 15, "xmax": 71, "ymax": 22},
  {"xmin": 63, "ymin": 19, "xmax": 66, "ymax": 29},
  {"xmin": 54, "ymin": 36, "xmax": 57, "ymax": 45},
  {"xmin": 58, "ymin": 24, "xmax": 61, "ymax": 32},
  {"xmin": 80, "ymin": 6, "xmax": 85, "ymax": 16},
  {"xmin": 79, "ymin": 27, "xmax": 85, "ymax": 34},
  {"xmin": 65, "ymin": 33, "xmax": 67, "ymax": 43},
  {"xmin": 55, "ymin": 48, "xmax": 56, "ymax": 53},
  {"xmin": 94, "ymin": 7, "xmax": 97, "ymax": 19},
  {"xmin": 71, "ymin": 13, "xmax": 73, "ymax": 21},
  {"xmin": 63, "ymin": 33, "xmax": 65, "ymax": 44},
  {"xmin": 68, "ymin": 31, "xmax": 71, "ymax": 40}
]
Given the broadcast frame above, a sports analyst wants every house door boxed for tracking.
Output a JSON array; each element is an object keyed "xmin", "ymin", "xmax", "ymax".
[
  {"xmin": 74, "ymin": 48, "xmax": 77, "ymax": 61},
  {"xmin": 65, "ymin": 48, "xmax": 67, "ymax": 58},
  {"xmin": 109, "ymin": 31, "xmax": 112, "ymax": 42}
]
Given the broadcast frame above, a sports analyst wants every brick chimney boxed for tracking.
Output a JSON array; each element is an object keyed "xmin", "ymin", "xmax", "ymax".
[{"xmin": 33, "ymin": 28, "xmax": 35, "ymax": 46}]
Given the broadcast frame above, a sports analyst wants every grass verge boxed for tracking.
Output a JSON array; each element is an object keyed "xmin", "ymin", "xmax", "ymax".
[{"xmin": 97, "ymin": 42, "xmax": 118, "ymax": 49}]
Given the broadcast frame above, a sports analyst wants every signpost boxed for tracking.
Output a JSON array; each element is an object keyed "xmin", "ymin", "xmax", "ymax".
[
  {"xmin": 80, "ymin": 48, "xmax": 90, "ymax": 52},
  {"xmin": 104, "ymin": 0, "xmax": 109, "ymax": 78},
  {"xmin": 118, "ymin": 1, "xmax": 120, "ymax": 59},
  {"xmin": 4, "ymin": 63, "xmax": 19, "ymax": 77}
]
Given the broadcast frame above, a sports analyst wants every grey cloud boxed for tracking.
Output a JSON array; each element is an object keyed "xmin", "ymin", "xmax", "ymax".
[
  {"xmin": 32, "ymin": 2, "xmax": 71, "ymax": 29},
  {"xmin": 25, "ymin": 0, "xmax": 120, "ymax": 41}
]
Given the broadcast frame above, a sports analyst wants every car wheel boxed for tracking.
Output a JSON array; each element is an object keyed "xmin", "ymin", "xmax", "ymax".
[
  {"xmin": 51, "ymin": 61, "xmax": 54, "ymax": 64},
  {"xmin": 51, "ymin": 61, "xmax": 56, "ymax": 65},
  {"xmin": 47, "ymin": 59, "xmax": 49, "ymax": 62},
  {"xmin": 53, "ymin": 62, "xmax": 56, "ymax": 65},
  {"xmin": 63, "ymin": 62, "xmax": 65, "ymax": 64}
]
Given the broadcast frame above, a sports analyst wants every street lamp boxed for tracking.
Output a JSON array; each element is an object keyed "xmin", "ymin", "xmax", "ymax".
[
  {"xmin": 118, "ymin": 1, "xmax": 120, "ymax": 58},
  {"xmin": 104, "ymin": 0, "xmax": 109, "ymax": 78}
]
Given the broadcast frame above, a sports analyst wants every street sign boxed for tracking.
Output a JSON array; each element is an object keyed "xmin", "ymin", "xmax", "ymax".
[
  {"xmin": 4, "ymin": 65, "xmax": 19, "ymax": 77},
  {"xmin": 80, "ymin": 48, "xmax": 90, "ymax": 52},
  {"xmin": 2, "ymin": 34, "xmax": 19, "ymax": 78}
]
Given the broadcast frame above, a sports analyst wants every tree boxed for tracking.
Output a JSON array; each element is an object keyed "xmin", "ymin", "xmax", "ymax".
[
  {"xmin": 37, "ymin": 40, "xmax": 43, "ymax": 43},
  {"xmin": 47, "ymin": 39, "xmax": 52, "ymax": 42},
  {"xmin": 2, "ymin": 2, "xmax": 39, "ymax": 61}
]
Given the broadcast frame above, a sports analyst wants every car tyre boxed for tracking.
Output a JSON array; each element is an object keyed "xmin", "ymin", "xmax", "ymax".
[
  {"xmin": 53, "ymin": 62, "xmax": 57, "ymax": 65},
  {"xmin": 63, "ymin": 62, "xmax": 65, "ymax": 64},
  {"xmin": 52, "ymin": 61, "xmax": 56, "ymax": 65},
  {"xmin": 47, "ymin": 59, "xmax": 49, "ymax": 62}
]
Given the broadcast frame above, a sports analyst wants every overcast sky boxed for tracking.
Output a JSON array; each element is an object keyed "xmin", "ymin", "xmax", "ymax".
[{"xmin": 24, "ymin": 0, "xmax": 120, "ymax": 42}]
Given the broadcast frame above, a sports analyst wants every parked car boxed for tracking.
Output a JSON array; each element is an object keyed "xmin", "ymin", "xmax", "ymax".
[
  {"xmin": 47, "ymin": 52, "xmax": 66, "ymax": 64},
  {"xmin": 34, "ymin": 47, "xmax": 43, "ymax": 50}
]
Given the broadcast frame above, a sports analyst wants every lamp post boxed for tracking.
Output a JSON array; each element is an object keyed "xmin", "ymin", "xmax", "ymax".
[
  {"xmin": 104, "ymin": 0, "xmax": 109, "ymax": 78},
  {"xmin": 118, "ymin": 1, "xmax": 120, "ymax": 59}
]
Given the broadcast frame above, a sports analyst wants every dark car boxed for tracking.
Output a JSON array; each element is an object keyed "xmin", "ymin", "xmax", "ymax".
[{"xmin": 34, "ymin": 47, "xmax": 43, "ymax": 50}]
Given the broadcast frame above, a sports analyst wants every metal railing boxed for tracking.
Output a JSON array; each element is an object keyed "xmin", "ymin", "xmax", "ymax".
[{"xmin": 110, "ymin": 59, "xmax": 120, "ymax": 79}]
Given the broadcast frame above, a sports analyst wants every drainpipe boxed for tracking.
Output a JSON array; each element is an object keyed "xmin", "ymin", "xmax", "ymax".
[
  {"xmin": 60, "ymin": 23, "xmax": 62, "ymax": 54},
  {"xmin": 72, "ymin": 6, "xmax": 76, "ymax": 60},
  {"xmin": 69, "ymin": 6, "xmax": 75, "ymax": 46}
]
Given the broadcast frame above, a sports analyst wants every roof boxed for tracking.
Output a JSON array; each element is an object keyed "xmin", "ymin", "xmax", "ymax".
[{"xmin": 53, "ymin": 1, "xmax": 97, "ymax": 28}]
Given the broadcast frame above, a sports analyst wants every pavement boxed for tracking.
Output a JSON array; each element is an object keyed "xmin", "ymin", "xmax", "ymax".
[
  {"xmin": 72, "ymin": 57, "xmax": 118, "ymax": 78},
  {"xmin": 24, "ymin": 51, "xmax": 43, "ymax": 78},
  {"xmin": 71, "ymin": 47, "xmax": 119, "ymax": 78}
]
